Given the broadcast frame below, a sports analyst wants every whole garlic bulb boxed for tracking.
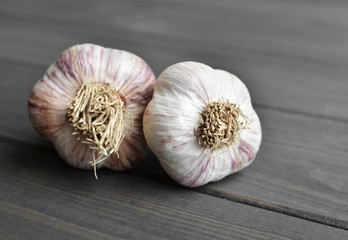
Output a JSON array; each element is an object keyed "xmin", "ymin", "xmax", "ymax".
[
  {"xmin": 143, "ymin": 62, "xmax": 261, "ymax": 187},
  {"xmin": 28, "ymin": 44, "xmax": 156, "ymax": 177}
]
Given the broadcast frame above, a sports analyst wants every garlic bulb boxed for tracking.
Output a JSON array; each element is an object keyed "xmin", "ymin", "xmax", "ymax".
[
  {"xmin": 28, "ymin": 44, "xmax": 156, "ymax": 178},
  {"xmin": 143, "ymin": 62, "xmax": 261, "ymax": 187}
]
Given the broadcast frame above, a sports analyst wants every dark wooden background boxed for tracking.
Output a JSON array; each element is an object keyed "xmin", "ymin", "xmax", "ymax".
[{"xmin": 1, "ymin": 0, "xmax": 348, "ymax": 239}]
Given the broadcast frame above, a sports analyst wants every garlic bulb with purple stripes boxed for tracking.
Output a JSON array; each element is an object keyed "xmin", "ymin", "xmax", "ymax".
[
  {"xmin": 28, "ymin": 44, "xmax": 156, "ymax": 178},
  {"xmin": 143, "ymin": 62, "xmax": 261, "ymax": 187}
]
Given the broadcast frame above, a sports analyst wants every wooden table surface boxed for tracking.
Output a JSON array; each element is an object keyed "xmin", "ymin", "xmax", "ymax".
[{"xmin": 1, "ymin": 0, "xmax": 348, "ymax": 239}]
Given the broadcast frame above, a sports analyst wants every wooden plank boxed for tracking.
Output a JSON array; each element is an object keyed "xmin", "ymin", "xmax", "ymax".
[
  {"xmin": 1, "ymin": 58, "xmax": 348, "ymax": 228},
  {"xmin": 0, "ymin": 3, "xmax": 348, "ymax": 120},
  {"xmin": 1, "ymin": 142, "xmax": 348, "ymax": 240},
  {"xmin": 138, "ymin": 107, "xmax": 348, "ymax": 228},
  {"xmin": 1, "ymin": 0, "xmax": 348, "ymax": 232},
  {"xmin": 2, "ymin": 0, "xmax": 348, "ymax": 65}
]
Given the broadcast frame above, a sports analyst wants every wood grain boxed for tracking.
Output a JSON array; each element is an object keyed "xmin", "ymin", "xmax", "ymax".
[
  {"xmin": 0, "ymin": 1, "xmax": 348, "ymax": 120},
  {"xmin": 1, "ymin": 0, "xmax": 348, "ymax": 237},
  {"xmin": 1, "ymin": 142, "xmax": 348, "ymax": 240},
  {"xmin": 139, "ymin": 107, "xmax": 348, "ymax": 228},
  {"xmin": 3, "ymin": 0, "xmax": 348, "ymax": 66},
  {"xmin": 1, "ymin": 58, "xmax": 348, "ymax": 228}
]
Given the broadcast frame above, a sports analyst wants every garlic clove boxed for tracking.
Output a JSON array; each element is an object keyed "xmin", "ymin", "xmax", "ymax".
[
  {"xmin": 143, "ymin": 61, "xmax": 262, "ymax": 187},
  {"xmin": 52, "ymin": 123, "xmax": 94, "ymax": 169},
  {"xmin": 104, "ymin": 131, "xmax": 148, "ymax": 171},
  {"xmin": 28, "ymin": 77, "xmax": 75, "ymax": 140},
  {"xmin": 29, "ymin": 44, "xmax": 156, "ymax": 175}
]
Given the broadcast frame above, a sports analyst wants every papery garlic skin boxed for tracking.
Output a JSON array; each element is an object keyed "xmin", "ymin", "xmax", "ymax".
[
  {"xmin": 143, "ymin": 62, "xmax": 261, "ymax": 187},
  {"xmin": 28, "ymin": 44, "xmax": 156, "ymax": 171}
]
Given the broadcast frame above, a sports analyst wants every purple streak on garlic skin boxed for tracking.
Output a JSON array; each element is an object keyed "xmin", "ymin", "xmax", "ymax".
[
  {"xmin": 231, "ymin": 159, "xmax": 236, "ymax": 171},
  {"xmin": 105, "ymin": 134, "xmax": 146, "ymax": 171},
  {"xmin": 239, "ymin": 141, "xmax": 256, "ymax": 163},
  {"xmin": 172, "ymin": 141, "xmax": 190, "ymax": 149},
  {"xmin": 29, "ymin": 44, "xmax": 156, "ymax": 171},
  {"xmin": 52, "ymin": 124, "xmax": 94, "ymax": 169},
  {"xmin": 152, "ymin": 114, "xmax": 179, "ymax": 119},
  {"xmin": 178, "ymin": 149, "xmax": 211, "ymax": 187},
  {"xmin": 58, "ymin": 51, "xmax": 79, "ymax": 80},
  {"xmin": 28, "ymin": 80, "xmax": 71, "ymax": 140},
  {"xmin": 191, "ymin": 155, "xmax": 213, "ymax": 187},
  {"xmin": 190, "ymin": 157, "xmax": 212, "ymax": 187},
  {"xmin": 143, "ymin": 61, "xmax": 262, "ymax": 187}
]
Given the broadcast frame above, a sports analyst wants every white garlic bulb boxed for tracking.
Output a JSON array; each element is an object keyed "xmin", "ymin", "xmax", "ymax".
[
  {"xmin": 143, "ymin": 62, "xmax": 261, "ymax": 187},
  {"xmin": 28, "ymin": 44, "xmax": 156, "ymax": 177}
]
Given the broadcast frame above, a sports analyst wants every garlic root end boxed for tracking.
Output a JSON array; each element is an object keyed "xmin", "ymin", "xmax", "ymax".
[{"xmin": 67, "ymin": 82, "xmax": 131, "ymax": 179}]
